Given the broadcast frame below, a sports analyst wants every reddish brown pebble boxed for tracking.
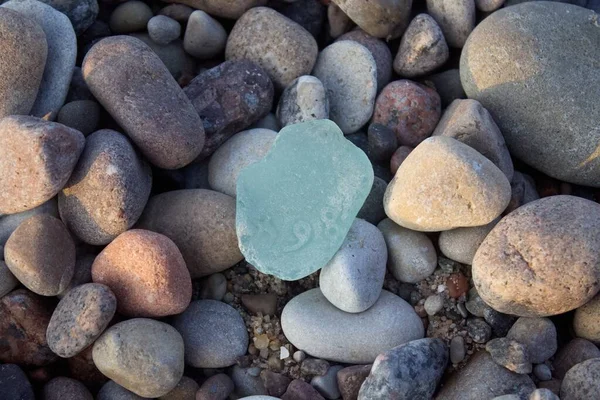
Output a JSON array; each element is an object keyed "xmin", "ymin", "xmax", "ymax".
[
  {"xmin": 4, "ymin": 214, "xmax": 76, "ymax": 296},
  {"xmin": 372, "ymin": 80, "xmax": 441, "ymax": 147},
  {"xmin": 281, "ymin": 379, "xmax": 326, "ymax": 400},
  {"xmin": 337, "ymin": 364, "xmax": 372, "ymax": 400},
  {"xmin": 92, "ymin": 229, "xmax": 192, "ymax": 317},
  {"xmin": 447, "ymin": 273, "xmax": 469, "ymax": 298},
  {"xmin": 0, "ymin": 289, "xmax": 57, "ymax": 366},
  {"xmin": 67, "ymin": 345, "xmax": 108, "ymax": 388},
  {"xmin": 390, "ymin": 146, "xmax": 413, "ymax": 175},
  {"xmin": 46, "ymin": 283, "xmax": 117, "ymax": 358},
  {"xmin": 28, "ymin": 367, "xmax": 53, "ymax": 386},
  {"xmin": 195, "ymin": 373, "xmax": 234, "ymax": 400},
  {"xmin": 241, "ymin": 293, "xmax": 278, "ymax": 315}
]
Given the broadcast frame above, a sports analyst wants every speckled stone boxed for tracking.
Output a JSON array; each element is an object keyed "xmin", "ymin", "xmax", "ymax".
[
  {"xmin": 574, "ymin": 293, "xmax": 600, "ymax": 344},
  {"xmin": 161, "ymin": 0, "xmax": 267, "ymax": 19},
  {"xmin": 276, "ymin": 75, "xmax": 329, "ymax": 127},
  {"xmin": 506, "ymin": 317, "xmax": 557, "ymax": 364},
  {"xmin": 0, "ymin": 289, "xmax": 57, "ymax": 366},
  {"xmin": 358, "ymin": 338, "xmax": 448, "ymax": 400},
  {"xmin": 0, "ymin": 116, "xmax": 85, "ymax": 215},
  {"xmin": 313, "ymin": 40, "xmax": 377, "ymax": 134},
  {"xmin": 394, "ymin": 14, "xmax": 449, "ymax": 78},
  {"xmin": 282, "ymin": 289, "xmax": 424, "ymax": 363},
  {"xmin": 552, "ymin": 338, "xmax": 600, "ymax": 380},
  {"xmin": 473, "ymin": 196, "xmax": 600, "ymax": 317},
  {"xmin": 485, "ymin": 338, "xmax": 532, "ymax": 374},
  {"xmin": 148, "ymin": 15, "xmax": 181, "ymax": 45},
  {"xmin": 226, "ymin": 7, "xmax": 318, "ymax": 90},
  {"xmin": 46, "ymin": 283, "xmax": 116, "ymax": 358},
  {"xmin": 196, "ymin": 373, "xmax": 234, "ymax": 400},
  {"xmin": 0, "ymin": 8, "xmax": 47, "ymax": 119},
  {"xmin": 208, "ymin": 128, "xmax": 277, "ymax": 198},
  {"xmin": 108, "ymin": 1, "xmax": 152, "ymax": 34},
  {"xmin": 83, "ymin": 36, "xmax": 205, "ymax": 169},
  {"xmin": 184, "ymin": 60, "xmax": 274, "ymax": 161},
  {"xmin": 92, "ymin": 229, "xmax": 192, "ymax": 317},
  {"xmin": 183, "ymin": 10, "xmax": 227, "ymax": 59},
  {"xmin": 5, "ymin": 215, "xmax": 75, "ymax": 296},
  {"xmin": 42, "ymin": 377, "xmax": 93, "ymax": 400},
  {"xmin": 372, "ymin": 80, "xmax": 441, "ymax": 147},
  {"xmin": 159, "ymin": 376, "xmax": 199, "ymax": 400},
  {"xmin": 173, "ymin": 300, "xmax": 248, "ymax": 368},
  {"xmin": 426, "ymin": 0, "xmax": 475, "ymax": 48},
  {"xmin": 561, "ymin": 358, "xmax": 600, "ymax": 400},
  {"xmin": 331, "ymin": 0, "xmax": 411, "ymax": 39},
  {"xmin": 137, "ymin": 189, "xmax": 243, "ymax": 278},
  {"xmin": 93, "ymin": 319, "xmax": 185, "ymax": 398},
  {"xmin": 57, "ymin": 100, "xmax": 101, "ymax": 136}
]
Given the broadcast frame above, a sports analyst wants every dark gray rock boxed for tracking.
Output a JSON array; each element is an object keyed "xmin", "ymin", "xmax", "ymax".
[
  {"xmin": 42, "ymin": 377, "xmax": 93, "ymax": 400},
  {"xmin": 57, "ymin": 100, "xmax": 101, "ymax": 136},
  {"xmin": 39, "ymin": 0, "xmax": 99, "ymax": 35},
  {"xmin": 0, "ymin": 364, "xmax": 34, "ymax": 400},
  {"xmin": 467, "ymin": 318, "xmax": 492, "ymax": 344},
  {"xmin": 368, "ymin": 123, "xmax": 397, "ymax": 163},
  {"xmin": 196, "ymin": 373, "xmax": 234, "ymax": 400},
  {"xmin": 486, "ymin": 338, "xmax": 532, "ymax": 374},
  {"xmin": 561, "ymin": 358, "xmax": 600, "ymax": 400},
  {"xmin": 261, "ymin": 370, "xmax": 291, "ymax": 398},
  {"xmin": 67, "ymin": 67, "xmax": 94, "ymax": 102},
  {"xmin": 276, "ymin": 75, "xmax": 329, "ymax": 127},
  {"xmin": 427, "ymin": 69, "xmax": 466, "ymax": 107},
  {"xmin": 506, "ymin": 317, "xmax": 557, "ymax": 364},
  {"xmin": 97, "ymin": 380, "xmax": 146, "ymax": 400},
  {"xmin": 460, "ymin": 2, "xmax": 600, "ymax": 186},
  {"xmin": 282, "ymin": 379, "xmax": 325, "ymax": 400},
  {"xmin": 311, "ymin": 365, "xmax": 343, "ymax": 399},
  {"xmin": 278, "ymin": 0, "xmax": 325, "ymax": 38},
  {"xmin": 184, "ymin": 60, "xmax": 274, "ymax": 161},
  {"xmin": 357, "ymin": 176, "xmax": 387, "ymax": 225},
  {"xmin": 552, "ymin": 338, "xmax": 600, "ymax": 379},
  {"xmin": 231, "ymin": 366, "xmax": 268, "ymax": 397},
  {"xmin": 483, "ymin": 308, "xmax": 517, "ymax": 337},
  {"xmin": 506, "ymin": 171, "xmax": 539, "ymax": 214},
  {"xmin": 358, "ymin": 338, "xmax": 448, "ymax": 400}
]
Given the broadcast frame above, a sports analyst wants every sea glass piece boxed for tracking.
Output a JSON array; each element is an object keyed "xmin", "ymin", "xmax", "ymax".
[{"xmin": 236, "ymin": 119, "xmax": 374, "ymax": 280}]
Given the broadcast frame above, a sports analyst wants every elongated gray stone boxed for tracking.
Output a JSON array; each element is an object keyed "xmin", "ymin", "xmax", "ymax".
[{"xmin": 236, "ymin": 119, "xmax": 373, "ymax": 280}]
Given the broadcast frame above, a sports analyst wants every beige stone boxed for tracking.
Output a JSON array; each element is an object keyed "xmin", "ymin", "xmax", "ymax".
[
  {"xmin": 473, "ymin": 195, "xmax": 600, "ymax": 317},
  {"xmin": 438, "ymin": 218, "xmax": 499, "ymax": 265},
  {"xmin": 383, "ymin": 136, "xmax": 511, "ymax": 231},
  {"xmin": 331, "ymin": 0, "xmax": 412, "ymax": 39},
  {"xmin": 574, "ymin": 293, "xmax": 600, "ymax": 344}
]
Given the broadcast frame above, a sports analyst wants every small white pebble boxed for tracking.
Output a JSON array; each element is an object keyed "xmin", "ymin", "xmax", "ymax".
[
  {"xmin": 280, "ymin": 346, "xmax": 290, "ymax": 359},
  {"xmin": 437, "ymin": 285, "xmax": 447, "ymax": 293},
  {"xmin": 293, "ymin": 350, "xmax": 306, "ymax": 363}
]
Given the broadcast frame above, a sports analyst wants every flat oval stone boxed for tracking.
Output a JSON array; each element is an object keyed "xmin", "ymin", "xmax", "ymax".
[
  {"xmin": 473, "ymin": 195, "xmax": 600, "ymax": 317},
  {"xmin": 460, "ymin": 2, "xmax": 600, "ymax": 186},
  {"xmin": 137, "ymin": 189, "xmax": 243, "ymax": 278},
  {"xmin": 331, "ymin": 0, "xmax": 411, "ymax": 39},
  {"xmin": 236, "ymin": 120, "xmax": 373, "ymax": 281},
  {"xmin": 82, "ymin": 36, "xmax": 205, "ymax": 169},
  {"xmin": 0, "ymin": 116, "xmax": 85, "ymax": 215},
  {"xmin": 59, "ymin": 130, "xmax": 152, "ymax": 245},
  {"xmin": 313, "ymin": 41, "xmax": 377, "ymax": 134},
  {"xmin": 93, "ymin": 318, "xmax": 185, "ymax": 398},
  {"xmin": 92, "ymin": 229, "xmax": 192, "ymax": 317},
  {"xmin": 0, "ymin": 8, "xmax": 47, "ymax": 119},
  {"xmin": 183, "ymin": 60, "xmax": 274, "ymax": 161},
  {"xmin": 384, "ymin": 136, "xmax": 511, "ymax": 231},
  {"xmin": 46, "ymin": 283, "xmax": 117, "ymax": 358},
  {"xmin": 172, "ymin": 300, "xmax": 249, "ymax": 368},
  {"xmin": 208, "ymin": 128, "xmax": 277, "ymax": 198},
  {"xmin": 0, "ymin": 289, "xmax": 57, "ymax": 366},
  {"xmin": 226, "ymin": 7, "xmax": 317, "ymax": 90},
  {"xmin": 2, "ymin": 0, "xmax": 76, "ymax": 120},
  {"xmin": 281, "ymin": 289, "xmax": 424, "ymax": 363},
  {"xmin": 5, "ymin": 214, "xmax": 75, "ymax": 296},
  {"xmin": 319, "ymin": 218, "xmax": 387, "ymax": 313}
]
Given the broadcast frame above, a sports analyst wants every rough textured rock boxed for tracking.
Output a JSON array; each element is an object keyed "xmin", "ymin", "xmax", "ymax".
[
  {"xmin": 358, "ymin": 338, "xmax": 448, "ymax": 400},
  {"xmin": 394, "ymin": 13, "xmax": 449, "ymax": 78},
  {"xmin": 83, "ymin": 36, "xmax": 205, "ymax": 169},
  {"xmin": 276, "ymin": 75, "xmax": 329, "ymax": 127},
  {"xmin": 485, "ymin": 338, "xmax": 532, "ymax": 374},
  {"xmin": 312, "ymin": 40, "xmax": 377, "ymax": 134},
  {"xmin": 59, "ymin": 130, "xmax": 152, "ymax": 245},
  {"xmin": 93, "ymin": 318, "xmax": 185, "ymax": 398},
  {"xmin": 46, "ymin": 283, "xmax": 116, "ymax": 358},
  {"xmin": 136, "ymin": 189, "xmax": 243, "ymax": 278},
  {"xmin": 2, "ymin": 0, "xmax": 76, "ymax": 120},
  {"xmin": 320, "ymin": 218, "xmax": 387, "ymax": 313},
  {"xmin": 183, "ymin": 10, "xmax": 226, "ymax": 59},
  {"xmin": 0, "ymin": 289, "xmax": 57, "ymax": 366},
  {"xmin": 460, "ymin": 2, "xmax": 600, "ymax": 186},
  {"xmin": 208, "ymin": 128, "xmax": 277, "ymax": 198},
  {"xmin": 172, "ymin": 300, "xmax": 249, "ymax": 368},
  {"xmin": 330, "ymin": 0, "xmax": 412, "ymax": 39},
  {"xmin": 561, "ymin": 358, "xmax": 600, "ymax": 400},
  {"xmin": 5, "ymin": 215, "xmax": 75, "ymax": 296},
  {"xmin": 377, "ymin": 218, "xmax": 437, "ymax": 283},
  {"xmin": 473, "ymin": 195, "xmax": 600, "ymax": 317},
  {"xmin": 57, "ymin": 100, "xmax": 101, "ymax": 136},
  {"xmin": 0, "ymin": 364, "xmax": 35, "ymax": 400},
  {"xmin": 92, "ymin": 229, "xmax": 192, "ymax": 317},
  {"xmin": 433, "ymin": 99, "xmax": 514, "ymax": 181},
  {"xmin": 337, "ymin": 365, "xmax": 371, "ymax": 400},
  {"xmin": 162, "ymin": 0, "xmax": 267, "ymax": 19},
  {"xmin": 574, "ymin": 293, "xmax": 600, "ymax": 344},
  {"xmin": 0, "ymin": 116, "xmax": 85, "ymax": 215},
  {"xmin": 506, "ymin": 317, "xmax": 557, "ymax": 364},
  {"xmin": 183, "ymin": 60, "xmax": 273, "ymax": 161},
  {"xmin": 42, "ymin": 377, "xmax": 93, "ymax": 400},
  {"xmin": 226, "ymin": 7, "xmax": 318, "ymax": 90},
  {"xmin": 553, "ymin": 338, "xmax": 600, "ymax": 380},
  {"xmin": 108, "ymin": 1, "xmax": 152, "ymax": 34},
  {"xmin": 426, "ymin": 0, "xmax": 475, "ymax": 48},
  {"xmin": 281, "ymin": 289, "xmax": 424, "ymax": 363},
  {"xmin": 0, "ymin": 8, "xmax": 47, "ymax": 119},
  {"xmin": 384, "ymin": 136, "xmax": 511, "ymax": 231},
  {"xmin": 439, "ymin": 218, "xmax": 498, "ymax": 265},
  {"xmin": 435, "ymin": 351, "xmax": 536, "ymax": 399},
  {"xmin": 372, "ymin": 80, "xmax": 441, "ymax": 147}
]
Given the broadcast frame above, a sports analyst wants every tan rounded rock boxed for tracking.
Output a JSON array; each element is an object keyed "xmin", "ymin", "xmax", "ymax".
[
  {"xmin": 384, "ymin": 136, "xmax": 511, "ymax": 231},
  {"xmin": 0, "ymin": 116, "xmax": 85, "ymax": 215},
  {"xmin": 574, "ymin": 293, "xmax": 600, "ymax": 344},
  {"xmin": 331, "ymin": 0, "xmax": 412, "ymax": 39},
  {"xmin": 92, "ymin": 229, "xmax": 191, "ymax": 317},
  {"xmin": 4, "ymin": 215, "xmax": 75, "ymax": 296},
  {"xmin": 473, "ymin": 195, "xmax": 600, "ymax": 317},
  {"xmin": 438, "ymin": 218, "xmax": 499, "ymax": 265},
  {"xmin": 225, "ymin": 7, "xmax": 318, "ymax": 90},
  {"xmin": 92, "ymin": 318, "xmax": 185, "ymax": 398},
  {"xmin": 137, "ymin": 189, "xmax": 243, "ymax": 278},
  {"xmin": 159, "ymin": 376, "xmax": 199, "ymax": 400}
]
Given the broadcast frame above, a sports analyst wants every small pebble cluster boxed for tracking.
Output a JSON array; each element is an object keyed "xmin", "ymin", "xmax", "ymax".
[{"xmin": 0, "ymin": 0, "xmax": 599, "ymax": 400}]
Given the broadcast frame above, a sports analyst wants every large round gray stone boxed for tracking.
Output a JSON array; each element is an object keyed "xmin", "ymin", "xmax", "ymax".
[{"xmin": 460, "ymin": 2, "xmax": 600, "ymax": 186}]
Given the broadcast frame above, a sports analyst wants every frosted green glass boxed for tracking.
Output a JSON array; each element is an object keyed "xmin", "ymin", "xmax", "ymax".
[{"xmin": 236, "ymin": 119, "xmax": 374, "ymax": 280}]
